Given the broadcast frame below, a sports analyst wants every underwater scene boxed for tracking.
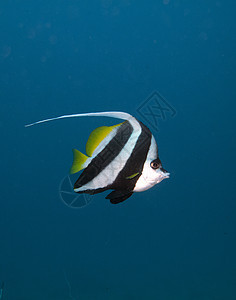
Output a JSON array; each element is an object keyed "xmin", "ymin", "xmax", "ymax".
[{"xmin": 0, "ymin": 1, "xmax": 235, "ymax": 299}]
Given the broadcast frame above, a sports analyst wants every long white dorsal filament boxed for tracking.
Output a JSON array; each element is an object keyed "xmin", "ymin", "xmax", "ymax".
[{"xmin": 25, "ymin": 111, "xmax": 134, "ymax": 127}]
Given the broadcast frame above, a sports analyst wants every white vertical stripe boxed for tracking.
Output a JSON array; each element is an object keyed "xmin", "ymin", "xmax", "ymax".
[
  {"xmin": 74, "ymin": 118, "xmax": 142, "ymax": 192},
  {"xmin": 133, "ymin": 135, "xmax": 158, "ymax": 192}
]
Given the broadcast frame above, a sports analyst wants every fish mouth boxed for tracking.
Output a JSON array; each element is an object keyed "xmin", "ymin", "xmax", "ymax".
[
  {"xmin": 164, "ymin": 172, "xmax": 170, "ymax": 178},
  {"xmin": 160, "ymin": 167, "xmax": 170, "ymax": 179},
  {"xmin": 160, "ymin": 171, "xmax": 170, "ymax": 180}
]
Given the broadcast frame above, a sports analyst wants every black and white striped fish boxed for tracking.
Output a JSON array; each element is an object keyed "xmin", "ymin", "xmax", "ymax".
[{"xmin": 26, "ymin": 111, "xmax": 169, "ymax": 204}]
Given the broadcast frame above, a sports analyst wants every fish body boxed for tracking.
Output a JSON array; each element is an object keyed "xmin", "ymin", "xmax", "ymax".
[{"xmin": 26, "ymin": 111, "xmax": 169, "ymax": 204}]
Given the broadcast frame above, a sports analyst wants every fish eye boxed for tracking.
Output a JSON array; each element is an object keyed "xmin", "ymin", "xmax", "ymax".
[{"xmin": 150, "ymin": 159, "xmax": 161, "ymax": 170}]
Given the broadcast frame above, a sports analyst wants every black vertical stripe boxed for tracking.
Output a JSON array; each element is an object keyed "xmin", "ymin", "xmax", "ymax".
[
  {"xmin": 74, "ymin": 121, "xmax": 133, "ymax": 188},
  {"xmin": 110, "ymin": 121, "xmax": 154, "ymax": 191}
]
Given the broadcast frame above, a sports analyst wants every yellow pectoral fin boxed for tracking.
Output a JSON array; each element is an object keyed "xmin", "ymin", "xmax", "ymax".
[
  {"xmin": 86, "ymin": 122, "xmax": 123, "ymax": 157},
  {"xmin": 70, "ymin": 149, "xmax": 88, "ymax": 174},
  {"xmin": 126, "ymin": 172, "xmax": 140, "ymax": 179}
]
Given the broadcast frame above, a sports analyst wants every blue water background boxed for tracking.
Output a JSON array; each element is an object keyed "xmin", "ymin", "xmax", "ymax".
[{"xmin": 0, "ymin": 1, "xmax": 235, "ymax": 299}]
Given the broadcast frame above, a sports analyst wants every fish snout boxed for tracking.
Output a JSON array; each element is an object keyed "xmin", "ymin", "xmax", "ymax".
[{"xmin": 160, "ymin": 167, "xmax": 170, "ymax": 179}]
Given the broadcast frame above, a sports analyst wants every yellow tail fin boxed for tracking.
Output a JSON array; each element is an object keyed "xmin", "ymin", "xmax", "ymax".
[{"xmin": 70, "ymin": 149, "xmax": 89, "ymax": 174}]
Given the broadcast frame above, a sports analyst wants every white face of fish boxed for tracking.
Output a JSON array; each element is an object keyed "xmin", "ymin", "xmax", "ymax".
[
  {"xmin": 153, "ymin": 166, "xmax": 170, "ymax": 184},
  {"xmin": 133, "ymin": 135, "xmax": 169, "ymax": 192},
  {"xmin": 134, "ymin": 159, "xmax": 169, "ymax": 192}
]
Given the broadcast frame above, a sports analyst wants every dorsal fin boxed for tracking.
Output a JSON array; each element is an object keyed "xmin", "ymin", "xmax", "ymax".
[
  {"xmin": 86, "ymin": 123, "xmax": 122, "ymax": 157},
  {"xmin": 25, "ymin": 111, "xmax": 135, "ymax": 127}
]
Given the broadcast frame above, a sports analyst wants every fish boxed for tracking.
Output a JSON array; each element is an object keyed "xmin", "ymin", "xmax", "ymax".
[{"xmin": 26, "ymin": 111, "xmax": 169, "ymax": 204}]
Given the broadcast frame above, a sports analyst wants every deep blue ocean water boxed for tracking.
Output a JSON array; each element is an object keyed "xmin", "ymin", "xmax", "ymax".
[{"xmin": 0, "ymin": 1, "xmax": 235, "ymax": 299}]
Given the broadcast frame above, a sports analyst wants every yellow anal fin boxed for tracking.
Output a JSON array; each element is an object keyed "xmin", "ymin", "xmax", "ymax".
[
  {"xmin": 86, "ymin": 123, "xmax": 122, "ymax": 157},
  {"xmin": 70, "ymin": 149, "xmax": 88, "ymax": 174},
  {"xmin": 126, "ymin": 172, "xmax": 139, "ymax": 179}
]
